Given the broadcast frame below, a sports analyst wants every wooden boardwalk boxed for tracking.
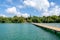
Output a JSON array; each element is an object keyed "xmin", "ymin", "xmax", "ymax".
[{"xmin": 33, "ymin": 23, "xmax": 60, "ymax": 32}]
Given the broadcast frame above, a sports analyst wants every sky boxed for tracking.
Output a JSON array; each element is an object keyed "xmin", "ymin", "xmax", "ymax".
[{"xmin": 0, "ymin": 0, "xmax": 60, "ymax": 17}]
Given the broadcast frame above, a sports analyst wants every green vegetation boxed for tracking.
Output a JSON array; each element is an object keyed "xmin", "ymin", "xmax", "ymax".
[{"xmin": 0, "ymin": 15, "xmax": 60, "ymax": 23}]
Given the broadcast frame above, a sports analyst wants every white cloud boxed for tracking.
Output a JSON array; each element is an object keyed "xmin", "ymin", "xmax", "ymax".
[
  {"xmin": 23, "ymin": 0, "xmax": 60, "ymax": 16},
  {"xmin": 6, "ymin": 7, "xmax": 29, "ymax": 18},
  {"xmin": 24, "ymin": 0, "xmax": 36, "ymax": 7},
  {"xmin": 42, "ymin": 5, "xmax": 60, "ymax": 16},
  {"xmin": 24, "ymin": 0, "xmax": 50, "ymax": 11},
  {"xmin": 0, "ymin": 14, "xmax": 7, "ymax": 17},
  {"xmin": 15, "ymin": 13, "xmax": 29, "ymax": 18},
  {"xmin": 50, "ymin": 6, "xmax": 60, "ymax": 16},
  {"xmin": 50, "ymin": 2, "xmax": 55, "ymax": 6},
  {"xmin": 22, "ymin": 13, "xmax": 30, "ymax": 18},
  {"xmin": 16, "ymin": 12, "xmax": 30, "ymax": 18},
  {"xmin": 6, "ymin": 7, "xmax": 17, "ymax": 14},
  {"xmin": 17, "ymin": 5, "xmax": 24, "ymax": 9}
]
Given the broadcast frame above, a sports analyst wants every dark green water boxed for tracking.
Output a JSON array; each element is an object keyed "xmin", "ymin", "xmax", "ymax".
[{"xmin": 0, "ymin": 23, "xmax": 60, "ymax": 40}]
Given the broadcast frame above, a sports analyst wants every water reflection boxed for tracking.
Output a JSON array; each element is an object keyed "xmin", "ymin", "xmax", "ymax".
[{"xmin": 0, "ymin": 23, "xmax": 60, "ymax": 40}]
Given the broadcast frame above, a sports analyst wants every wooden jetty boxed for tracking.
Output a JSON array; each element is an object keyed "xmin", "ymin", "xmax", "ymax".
[{"xmin": 33, "ymin": 23, "xmax": 60, "ymax": 32}]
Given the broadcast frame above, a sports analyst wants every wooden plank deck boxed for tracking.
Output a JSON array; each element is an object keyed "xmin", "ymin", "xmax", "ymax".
[{"xmin": 33, "ymin": 23, "xmax": 60, "ymax": 32}]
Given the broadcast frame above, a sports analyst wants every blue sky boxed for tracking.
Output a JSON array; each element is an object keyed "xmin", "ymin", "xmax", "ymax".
[{"xmin": 0, "ymin": 0, "xmax": 60, "ymax": 17}]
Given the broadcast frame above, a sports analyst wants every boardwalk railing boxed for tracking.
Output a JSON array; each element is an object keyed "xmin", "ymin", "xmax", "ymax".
[{"xmin": 33, "ymin": 23, "xmax": 60, "ymax": 32}]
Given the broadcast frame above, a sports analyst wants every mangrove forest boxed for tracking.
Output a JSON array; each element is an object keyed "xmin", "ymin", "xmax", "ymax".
[{"xmin": 0, "ymin": 15, "xmax": 60, "ymax": 23}]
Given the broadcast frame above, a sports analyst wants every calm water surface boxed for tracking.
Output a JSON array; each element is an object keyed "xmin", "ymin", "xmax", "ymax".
[{"xmin": 0, "ymin": 23, "xmax": 60, "ymax": 40}]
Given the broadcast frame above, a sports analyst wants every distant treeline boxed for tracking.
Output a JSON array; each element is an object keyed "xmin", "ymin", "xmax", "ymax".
[{"xmin": 0, "ymin": 15, "xmax": 60, "ymax": 23}]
